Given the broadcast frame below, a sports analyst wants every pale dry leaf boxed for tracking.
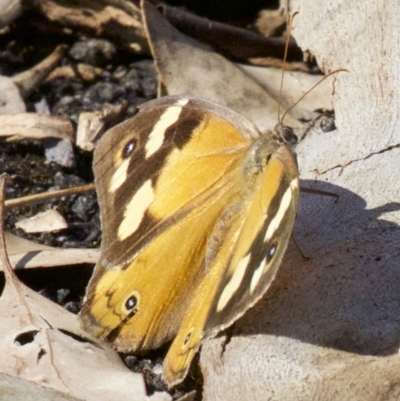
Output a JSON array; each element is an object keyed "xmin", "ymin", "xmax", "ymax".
[
  {"xmin": 238, "ymin": 64, "xmax": 334, "ymax": 123},
  {"xmin": 76, "ymin": 102, "xmax": 128, "ymax": 151},
  {"xmin": 0, "ymin": 272, "xmax": 151, "ymax": 400},
  {"xmin": 0, "ymin": 372, "xmax": 81, "ymax": 401},
  {"xmin": 0, "ymin": 0, "xmax": 22, "ymax": 28},
  {"xmin": 5, "ymin": 232, "xmax": 99, "ymax": 269},
  {"xmin": 76, "ymin": 111, "xmax": 106, "ymax": 152},
  {"xmin": 291, "ymin": 1, "xmax": 400, "ymax": 170},
  {"xmin": 15, "ymin": 208, "xmax": 68, "ymax": 233},
  {"xmin": 202, "ymin": 335, "xmax": 400, "ymax": 401},
  {"xmin": 0, "ymin": 113, "xmax": 74, "ymax": 141},
  {"xmin": 255, "ymin": 9, "xmax": 286, "ymax": 37},
  {"xmin": 0, "ymin": 75, "xmax": 26, "ymax": 114},
  {"xmin": 200, "ymin": 0, "xmax": 400, "ymax": 400}
]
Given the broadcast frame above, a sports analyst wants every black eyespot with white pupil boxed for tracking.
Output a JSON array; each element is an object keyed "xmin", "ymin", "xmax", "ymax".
[
  {"xmin": 183, "ymin": 330, "xmax": 193, "ymax": 346},
  {"xmin": 184, "ymin": 333, "xmax": 191, "ymax": 345},
  {"xmin": 125, "ymin": 295, "xmax": 137, "ymax": 311},
  {"xmin": 268, "ymin": 242, "xmax": 277, "ymax": 261},
  {"xmin": 122, "ymin": 139, "xmax": 137, "ymax": 158}
]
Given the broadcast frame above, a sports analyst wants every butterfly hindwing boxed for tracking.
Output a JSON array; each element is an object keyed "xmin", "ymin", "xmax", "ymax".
[{"xmin": 162, "ymin": 136, "xmax": 299, "ymax": 385}]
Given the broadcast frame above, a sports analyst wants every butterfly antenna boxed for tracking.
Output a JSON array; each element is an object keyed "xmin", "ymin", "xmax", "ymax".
[
  {"xmin": 277, "ymin": 12, "xmax": 298, "ymax": 125},
  {"xmin": 280, "ymin": 68, "xmax": 348, "ymax": 123}
]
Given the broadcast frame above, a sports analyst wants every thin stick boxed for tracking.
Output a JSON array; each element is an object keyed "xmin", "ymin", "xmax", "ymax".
[
  {"xmin": 277, "ymin": 12, "xmax": 299, "ymax": 123},
  {"xmin": 4, "ymin": 183, "xmax": 95, "ymax": 209},
  {"xmin": 0, "ymin": 174, "xmax": 13, "ymax": 272}
]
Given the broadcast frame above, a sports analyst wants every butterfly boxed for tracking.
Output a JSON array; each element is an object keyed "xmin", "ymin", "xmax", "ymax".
[{"xmin": 79, "ymin": 95, "xmax": 299, "ymax": 387}]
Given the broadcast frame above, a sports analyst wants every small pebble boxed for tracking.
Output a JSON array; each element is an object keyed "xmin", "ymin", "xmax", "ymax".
[{"xmin": 69, "ymin": 39, "xmax": 116, "ymax": 67}]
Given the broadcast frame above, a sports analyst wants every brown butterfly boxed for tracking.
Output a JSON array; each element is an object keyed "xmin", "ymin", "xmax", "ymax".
[{"xmin": 79, "ymin": 95, "xmax": 299, "ymax": 386}]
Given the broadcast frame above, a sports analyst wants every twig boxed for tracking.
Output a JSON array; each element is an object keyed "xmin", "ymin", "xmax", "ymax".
[{"xmin": 4, "ymin": 183, "xmax": 95, "ymax": 209}]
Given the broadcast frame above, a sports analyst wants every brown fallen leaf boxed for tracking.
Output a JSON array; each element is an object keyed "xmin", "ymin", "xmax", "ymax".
[
  {"xmin": 31, "ymin": 0, "xmax": 149, "ymax": 55},
  {"xmin": 159, "ymin": 4, "xmax": 303, "ymax": 62}
]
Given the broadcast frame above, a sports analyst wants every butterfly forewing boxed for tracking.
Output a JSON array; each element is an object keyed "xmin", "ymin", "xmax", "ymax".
[{"xmin": 80, "ymin": 96, "xmax": 268, "ymax": 351}]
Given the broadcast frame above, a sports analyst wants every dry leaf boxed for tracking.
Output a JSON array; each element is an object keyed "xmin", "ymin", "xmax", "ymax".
[
  {"xmin": 255, "ymin": 9, "xmax": 287, "ymax": 37},
  {"xmin": 0, "ymin": 75, "xmax": 26, "ymax": 114},
  {"xmin": 142, "ymin": 1, "xmax": 299, "ymax": 134},
  {"xmin": 238, "ymin": 64, "xmax": 334, "ymax": 123},
  {"xmin": 0, "ymin": 114, "xmax": 74, "ymax": 141},
  {"xmin": 0, "ymin": 372, "xmax": 80, "ymax": 401},
  {"xmin": 5, "ymin": 232, "xmax": 99, "ymax": 269},
  {"xmin": 76, "ymin": 102, "xmax": 128, "ymax": 151},
  {"xmin": 15, "ymin": 209, "xmax": 68, "ymax": 233},
  {"xmin": 142, "ymin": 1, "xmax": 334, "ymax": 137},
  {"xmin": 31, "ymin": 0, "xmax": 149, "ymax": 55},
  {"xmin": 0, "ymin": 0, "xmax": 22, "ymax": 28},
  {"xmin": 160, "ymin": 4, "xmax": 302, "ymax": 61}
]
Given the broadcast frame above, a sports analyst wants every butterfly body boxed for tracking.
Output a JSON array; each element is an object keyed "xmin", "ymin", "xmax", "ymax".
[{"xmin": 79, "ymin": 95, "xmax": 299, "ymax": 386}]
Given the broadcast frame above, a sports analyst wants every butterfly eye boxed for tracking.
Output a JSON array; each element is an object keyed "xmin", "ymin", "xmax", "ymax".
[
  {"xmin": 275, "ymin": 123, "xmax": 298, "ymax": 144},
  {"xmin": 281, "ymin": 126, "xmax": 298, "ymax": 144},
  {"xmin": 122, "ymin": 139, "xmax": 137, "ymax": 158}
]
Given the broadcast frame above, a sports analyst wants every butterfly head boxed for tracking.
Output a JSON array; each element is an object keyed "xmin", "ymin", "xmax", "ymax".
[{"xmin": 274, "ymin": 122, "xmax": 299, "ymax": 145}]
